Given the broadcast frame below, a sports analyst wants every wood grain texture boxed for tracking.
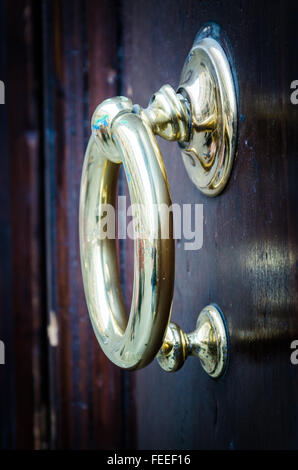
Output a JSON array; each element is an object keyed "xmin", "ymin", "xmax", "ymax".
[
  {"xmin": 1, "ymin": 0, "xmax": 133, "ymax": 449},
  {"xmin": 42, "ymin": 0, "xmax": 125, "ymax": 449},
  {"xmin": 1, "ymin": 0, "xmax": 48, "ymax": 449},
  {"xmin": 122, "ymin": 0, "xmax": 298, "ymax": 449},
  {"xmin": 0, "ymin": 0, "xmax": 15, "ymax": 450}
]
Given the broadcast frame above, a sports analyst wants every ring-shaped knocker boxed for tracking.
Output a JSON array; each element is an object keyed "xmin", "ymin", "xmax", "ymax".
[{"xmin": 80, "ymin": 97, "xmax": 175, "ymax": 369}]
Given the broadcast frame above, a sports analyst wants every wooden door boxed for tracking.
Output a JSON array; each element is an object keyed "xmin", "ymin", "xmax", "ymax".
[
  {"xmin": 1, "ymin": 0, "xmax": 298, "ymax": 450},
  {"xmin": 121, "ymin": 0, "xmax": 298, "ymax": 449}
]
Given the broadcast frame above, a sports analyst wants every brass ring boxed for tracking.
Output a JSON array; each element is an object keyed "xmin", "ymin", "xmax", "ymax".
[{"xmin": 79, "ymin": 97, "xmax": 175, "ymax": 370}]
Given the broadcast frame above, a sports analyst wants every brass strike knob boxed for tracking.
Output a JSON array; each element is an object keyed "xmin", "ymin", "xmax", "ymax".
[{"xmin": 157, "ymin": 305, "xmax": 228, "ymax": 377}]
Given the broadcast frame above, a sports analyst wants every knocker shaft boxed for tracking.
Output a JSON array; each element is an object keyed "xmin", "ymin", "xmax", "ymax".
[
  {"xmin": 90, "ymin": 84, "xmax": 191, "ymax": 165},
  {"xmin": 136, "ymin": 84, "xmax": 191, "ymax": 142}
]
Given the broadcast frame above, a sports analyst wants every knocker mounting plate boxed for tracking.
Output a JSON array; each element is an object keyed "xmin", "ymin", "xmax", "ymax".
[{"xmin": 178, "ymin": 35, "xmax": 237, "ymax": 196}]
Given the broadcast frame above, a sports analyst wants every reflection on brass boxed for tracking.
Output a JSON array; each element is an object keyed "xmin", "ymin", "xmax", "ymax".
[
  {"xmin": 178, "ymin": 35, "xmax": 237, "ymax": 196},
  {"xmin": 79, "ymin": 31, "xmax": 235, "ymax": 375}
]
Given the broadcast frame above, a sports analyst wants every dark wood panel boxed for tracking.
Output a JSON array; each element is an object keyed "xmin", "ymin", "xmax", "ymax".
[
  {"xmin": 1, "ymin": 0, "xmax": 48, "ymax": 449},
  {"xmin": 42, "ymin": 0, "xmax": 126, "ymax": 449},
  {"xmin": 0, "ymin": 0, "xmax": 15, "ymax": 450},
  {"xmin": 0, "ymin": 0, "xmax": 134, "ymax": 450},
  {"xmin": 122, "ymin": 0, "xmax": 298, "ymax": 449}
]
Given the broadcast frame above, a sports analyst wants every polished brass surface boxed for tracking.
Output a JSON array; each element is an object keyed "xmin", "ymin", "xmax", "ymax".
[
  {"xmin": 80, "ymin": 33, "xmax": 235, "ymax": 374},
  {"xmin": 157, "ymin": 305, "xmax": 228, "ymax": 377},
  {"xmin": 80, "ymin": 98, "xmax": 175, "ymax": 370},
  {"xmin": 178, "ymin": 36, "xmax": 237, "ymax": 196}
]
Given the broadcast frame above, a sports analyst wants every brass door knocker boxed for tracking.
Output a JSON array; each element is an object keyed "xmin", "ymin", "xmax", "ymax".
[{"xmin": 79, "ymin": 31, "xmax": 237, "ymax": 376}]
